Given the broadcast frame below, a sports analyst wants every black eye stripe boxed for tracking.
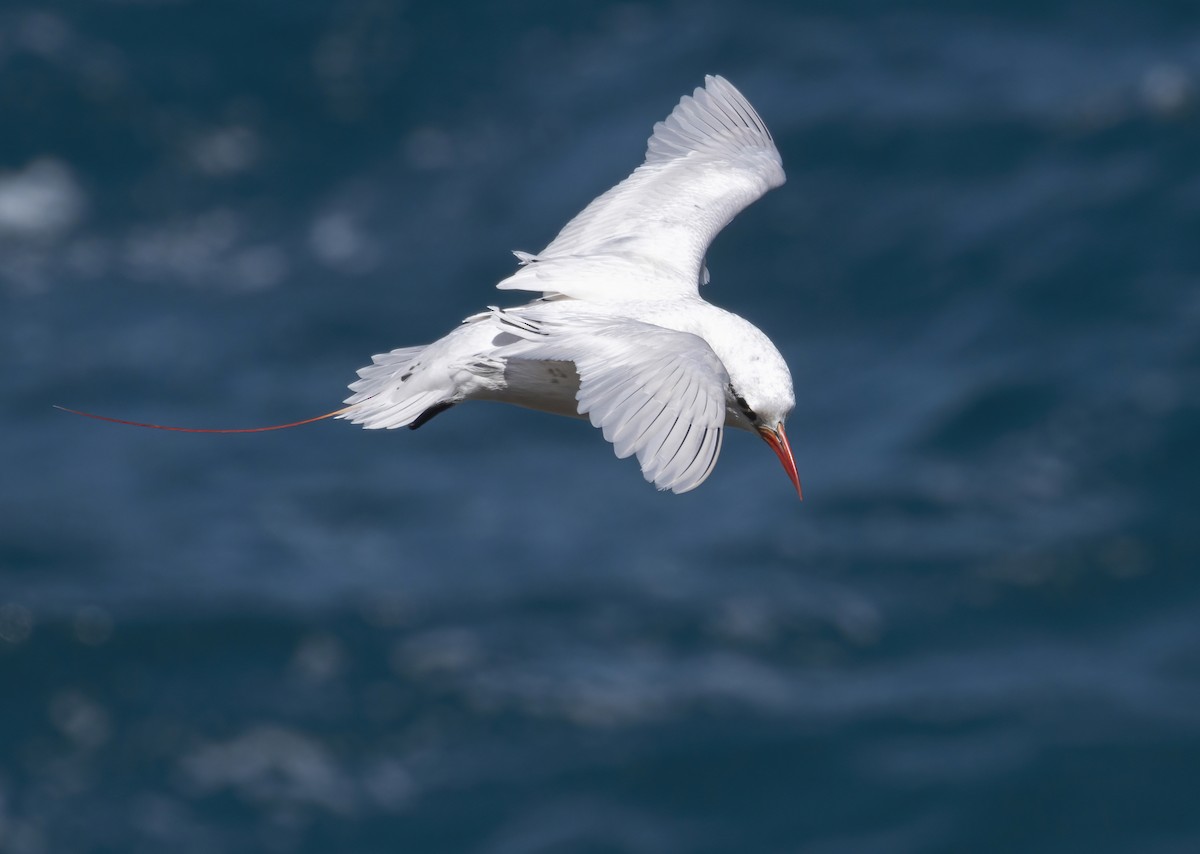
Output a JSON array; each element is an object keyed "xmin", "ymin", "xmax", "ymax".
[{"xmin": 731, "ymin": 386, "xmax": 758, "ymax": 421}]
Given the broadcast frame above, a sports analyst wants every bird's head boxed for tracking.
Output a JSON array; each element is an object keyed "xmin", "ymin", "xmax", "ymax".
[
  {"xmin": 728, "ymin": 383, "xmax": 801, "ymax": 500},
  {"xmin": 719, "ymin": 327, "xmax": 801, "ymax": 500}
]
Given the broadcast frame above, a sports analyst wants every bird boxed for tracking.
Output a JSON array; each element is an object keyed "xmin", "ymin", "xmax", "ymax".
[
  {"xmin": 57, "ymin": 75, "xmax": 801, "ymax": 498},
  {"xmin": 339, "ymin": 75, "xmax": 799, "ymax": 497}
]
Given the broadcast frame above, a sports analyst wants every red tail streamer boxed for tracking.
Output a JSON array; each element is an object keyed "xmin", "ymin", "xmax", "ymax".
[{"xmin": 52, "ymin": 404, "xmax": 349, "ymax": 433}]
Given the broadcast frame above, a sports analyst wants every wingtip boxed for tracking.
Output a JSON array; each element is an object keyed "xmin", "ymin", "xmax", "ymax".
[{"xmin": 644, "ymin": 74, "xmax": 781, "ymax": 177}]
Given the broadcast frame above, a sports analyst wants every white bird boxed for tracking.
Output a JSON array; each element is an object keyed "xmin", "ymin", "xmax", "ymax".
[
  {"xmin": 57, "ymin": 76, "xmax": 800, "ymax": 498},
  {"xmin": 340, "ymin": 75, "xmax": 800, "ymax": 497}
]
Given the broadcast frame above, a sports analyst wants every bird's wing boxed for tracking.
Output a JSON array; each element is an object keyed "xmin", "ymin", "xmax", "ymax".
[
  {"xmin": 496, "ymin": 75, "xmax": 784, "ymax": 302},
  {"xmin": 493, "ymin": 310, "xmax": 729, "ymax": 494}
]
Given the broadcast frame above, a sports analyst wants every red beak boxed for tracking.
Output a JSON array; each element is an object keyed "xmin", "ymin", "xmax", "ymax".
[{"xmin": 758, "ymin": 423, "xmax": 802, "ymax": 500}]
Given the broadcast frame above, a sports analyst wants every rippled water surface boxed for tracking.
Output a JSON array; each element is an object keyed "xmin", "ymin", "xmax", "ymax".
[{"xmin": 2, "ymin": 2, "xmax": 1199, "ymax": 852}]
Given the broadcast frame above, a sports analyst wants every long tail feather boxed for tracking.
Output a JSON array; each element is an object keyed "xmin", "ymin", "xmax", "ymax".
[{"xmin": 52, "ymin": 404, "xmax": 350, "ymax": 433}]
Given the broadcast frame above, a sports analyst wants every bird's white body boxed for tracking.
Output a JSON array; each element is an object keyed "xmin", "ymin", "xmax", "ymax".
[{"xmin": 339, "ymin": 76, "xmax": 800, "ymax": 496}]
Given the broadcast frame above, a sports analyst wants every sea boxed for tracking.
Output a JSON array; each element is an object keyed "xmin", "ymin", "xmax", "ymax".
[{"xmin": 2, "ymin": 2, "xmax": 1199, "ymax": 852}]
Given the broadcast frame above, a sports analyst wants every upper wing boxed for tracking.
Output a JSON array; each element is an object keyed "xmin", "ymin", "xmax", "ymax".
[
  {"xmin": 496, "ymin": 75, "xmax": 785, "ymax": 302},
  {"xmin": 494, "ymin": 310, "xmax": 729, "ymax": 494}
]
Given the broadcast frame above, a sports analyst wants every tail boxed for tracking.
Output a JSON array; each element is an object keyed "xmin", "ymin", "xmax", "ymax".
[
  {"xmin": 338, "ymin": 344, "xmax": 463, "ymax": 430},
  {"xmin": 53, "ymin": 404, "xmax": 350, "ymax": 433}
]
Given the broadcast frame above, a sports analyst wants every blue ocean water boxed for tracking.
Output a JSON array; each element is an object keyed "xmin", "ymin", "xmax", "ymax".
[{"xmin": 2, "ymin": 1, "xmax": 1199, "ymax": 851}]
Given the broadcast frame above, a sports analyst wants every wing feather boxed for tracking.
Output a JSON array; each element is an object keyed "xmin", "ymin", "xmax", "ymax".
[
  {"xmin": 495, "ymin": 312, "xmax": 730, "ymax": 493},
  {"xmin": 496, "ymin": 75, "xmax": 785, "ymax": 302}
]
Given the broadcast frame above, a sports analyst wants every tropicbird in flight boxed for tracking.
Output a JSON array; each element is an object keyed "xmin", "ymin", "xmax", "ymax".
[{"xmin": 59, "ymin": 75, "xmax": 801, "ymax": 497}]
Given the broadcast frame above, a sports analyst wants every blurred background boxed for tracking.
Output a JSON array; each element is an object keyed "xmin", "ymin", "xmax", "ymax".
[{"xmin": 2, "ymin": 1, "xmax": 1199, "ymax": 852}]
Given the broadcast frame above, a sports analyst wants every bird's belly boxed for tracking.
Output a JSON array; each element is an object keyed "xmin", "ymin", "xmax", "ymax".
[{"xmin": 477, "ymin": 358, "xmax": 584, "ymax": 420}]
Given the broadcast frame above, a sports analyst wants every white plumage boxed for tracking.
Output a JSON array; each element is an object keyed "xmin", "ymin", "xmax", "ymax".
[{"xmin": 339, "ymin": 75, "xmax": 801, "ymax": 497}]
